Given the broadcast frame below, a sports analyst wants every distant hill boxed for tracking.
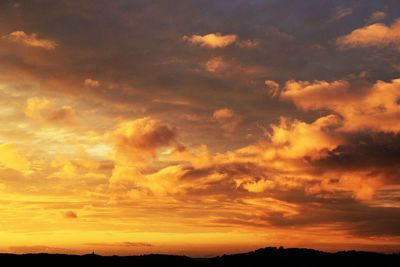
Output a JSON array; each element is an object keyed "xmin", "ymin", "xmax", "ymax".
[{"xmin": 0, "ymin": 247, "xmax": 399, "ymax": 266}]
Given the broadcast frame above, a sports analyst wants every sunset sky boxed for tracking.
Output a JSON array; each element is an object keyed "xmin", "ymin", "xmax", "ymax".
[{"xmin": 0, "ymin": 0, "xmax": 400, "ymax": 256}]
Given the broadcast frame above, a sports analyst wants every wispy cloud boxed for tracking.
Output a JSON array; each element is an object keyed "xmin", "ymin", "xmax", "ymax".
[{"xmin": 3, "ymin": 31, "xmax": 57, "ymax": 50}]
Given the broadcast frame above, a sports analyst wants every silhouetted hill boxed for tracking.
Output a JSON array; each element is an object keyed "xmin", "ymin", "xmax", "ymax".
[{"xmin": 0, "ymin": 247, "xmax": 398, "ymax": 266}]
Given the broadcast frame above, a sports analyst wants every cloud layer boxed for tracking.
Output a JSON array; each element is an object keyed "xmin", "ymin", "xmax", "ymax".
[{"xmin": 0, "ymin": 0, "xmax": 399, "ymax": 256}]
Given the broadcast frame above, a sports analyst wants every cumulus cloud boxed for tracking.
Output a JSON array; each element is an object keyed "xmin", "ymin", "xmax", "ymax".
[
  {"xmin": 281, "ymin": 79, "xmax": 400, "ymax": 132},
  {"xmin": 84, "ymin": 78, "xmax": 100, "ymax": 87},
  {"xmin": 25, "ymin": 97, "xmax": 76, "ymax": 126},
  {"xmin": 307, "ymin": 172, "xmax": 382, "ymax": 201},
  {"xmin": 3, "ymin": 31, "xmax": 57, "ymax": 50},
  {"xmin": 213, "ymin": 107, "xmax": 399, "ymax": 202},
  {"xmin": 183, "ymin": 33, "xmax": 238, "ymax": 48},
  {"xmin": 231, "ymin": 110, "xmax": 390, "ymax": 200},
  {"xmin": 183, "ymin": 33, "xmax": 257, "ymax": 49},
  {"xmin": 336, "ymin": 19, "xmax": 400, "ymax": 50},
  {"xmin": 213, "ymin": 108, "xmax": 242, "ymax": 132},
  {"xmin": 242, "ymin": 178, "xmax": 276, "ymax": 193},
  {"xmin": 111, "ymin": 117, "xmax": 177, "ymax": 161},
  {"xmin": 266, "ymin": 77, "xmax": 400, "ymax": 200},
  {"xmin": 281, "ymin": 80, "xmax": 353, "ymax": 110},
  {"xmin": 110, "ymin": 158, "xmax": 200, "ymax": 196},
  {"xmin": 140, "ymin": 165, "xmax": 191, "ymax": 196},
  {"xmin": 0, "ymin": 144, "xmax": 30, "ymax": 174},
  {"xmin": 267, "ymin": 115, "xmax": 342, "ymax": 159}
]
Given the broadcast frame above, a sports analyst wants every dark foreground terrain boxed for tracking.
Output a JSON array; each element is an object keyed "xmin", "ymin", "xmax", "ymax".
[{"xmin": 1, "ymin": 247, "xmax": 399, "ymax": 267}]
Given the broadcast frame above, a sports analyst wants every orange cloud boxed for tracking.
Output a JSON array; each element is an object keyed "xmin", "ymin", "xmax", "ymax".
[
  {"xmin": 213, "ymin": 108, "xmax": 242, "ymax": 132},
  {"xmin": 281, "ymin": 80, "xmax": 352, "ymax": 110},
  {"xmin": 111, "ymin": 117, "xmax": 177, "ymax": 161},
  {"xmin": 25, "ymin": 97, "xmax": 52, "ymax": 118},
  {"xmin": 109, "ymin": 117, "xmax": 181, "ymax": 194},
  {"xmin": 242, "ymin": 178, "xmax": 276, "ymax": 193},
  {"xmin": 3, "ymin": 31, "xmax": 57, "ymax": 50},
  {"xmin": 307, "ymin": 172, "xmax": 383, "ymax": 201},
  {"xmin": 213, "ymin": 108, "xmax": 234, "ymax": 120},
  {"xmin": 140, "ymin": 165, "xmax": 190, "ymax": 196},
  {"xmin": 183, "ymin": 33, "xmax": 237, "ymax": 48},
  {"xmin": 226, "ymin": 113, "xmax": 392, "ymax": 200},
  {"xmin": 268, "ymin": 115, "xmax": 342, "ymax": 160},
  {"xmin": 336, "ymin": 19, "xmax": 400, "ymax": 50},
  {"xmin": 25, "ymin": 97, "xmax": 76, "ymax": 126},
  {"xmin": 281, "ymin": 79, "xmax": 400, "ymax": 132},
  {"xmin": 84, "ymin": 78, "xmax": 100, "ymax": 87},
  {"xmin": 183, "ymin": 33, "xmax": 258, "ymax": 50}
]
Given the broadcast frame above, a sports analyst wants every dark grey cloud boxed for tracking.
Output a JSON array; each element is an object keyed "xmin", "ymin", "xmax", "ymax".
[
  {"xmin": 266, "ymin": 200, "xmax": 400, "ymax": 237},
  {"xmin": 311, "ymin": 132, "xmax": 400, "ymax": 184}
]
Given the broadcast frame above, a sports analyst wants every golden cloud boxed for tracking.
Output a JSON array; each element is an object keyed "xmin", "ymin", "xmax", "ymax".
[
  {"xmin": 336, "ymin": 19, "xmax": 400, "ymax": 50},
  {"xmin": 268, "ymin": 115, "xmax": 342, "ymax": 159},
  {"xmin": 183, "ymin": 33, "xmax": 237, "ymax": 48},
  {"xmin": 281, "ymin": 80, "xmax": 352, "ymax": 110},
  {"xmin": 183, "ymin": 33, "xmax": 258, "ymax": 50},
  {"xmin": 307, "ymin": 172, "xmax": 383, "ymax": 201},
  {"xmin": 0, "ymin": 144, "xmax": 30, "ymax": 174},
  {"xmin": 84, "ymin": 78, "xmax": 100, "ymax": 87},
  {"xmin": 282, "ymin": 79, "xmax": 400, "ymax": 132},
  {"xmin": 25, "ymin": 97, "xmax": 76, "ymax": 126},
  {"xmin": 111, "ymin": 117, "xmax": 177, "ymax": 161},
  {"xmin": 3, "ymin": 31, "xmax": 57, "ymax": 50}
]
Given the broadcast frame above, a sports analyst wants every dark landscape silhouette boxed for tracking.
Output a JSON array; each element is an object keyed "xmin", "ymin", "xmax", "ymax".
[{"xmin": 1, "ymin": 247, "xmax": 399, "ymax": 267}]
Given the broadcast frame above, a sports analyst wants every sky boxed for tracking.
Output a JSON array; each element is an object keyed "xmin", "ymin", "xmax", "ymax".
[{"xmin": 0, "ymin": 0, "xmax": 400, "ymax": 256}]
